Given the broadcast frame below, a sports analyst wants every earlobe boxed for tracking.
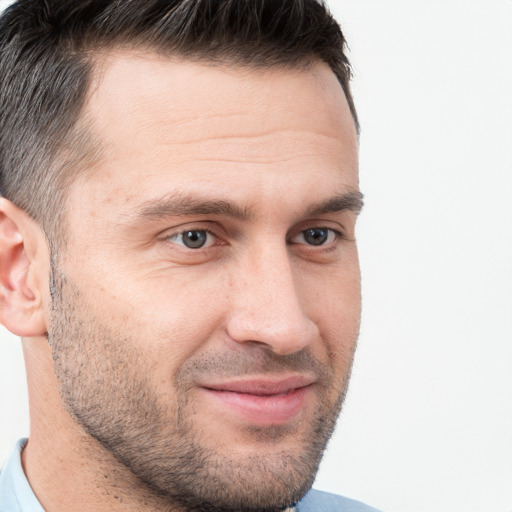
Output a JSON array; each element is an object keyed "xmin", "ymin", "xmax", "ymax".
[{"xmin": 0, "ymin": 198, "xmax": 48, "ymax": 337}]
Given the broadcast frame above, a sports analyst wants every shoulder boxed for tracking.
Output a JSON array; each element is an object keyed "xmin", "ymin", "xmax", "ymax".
[{"xmin": 296, "ymin": 489, "xmax": 384, "ymax": 512}]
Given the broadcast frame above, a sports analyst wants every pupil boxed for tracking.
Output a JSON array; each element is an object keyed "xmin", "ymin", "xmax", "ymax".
[
  {"xmin": 304, "ymin": 228, "xmax": 328, "ymax": 246},
  {"xmin": 183, "ymin": 230, "xmax": 207, "ymax": 248}
]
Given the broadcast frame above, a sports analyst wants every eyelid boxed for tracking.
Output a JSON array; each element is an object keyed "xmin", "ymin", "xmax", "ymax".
[
  {"xmin": 160, "ymin": 222, "xmax": 226, "ymax": 249},
  {"xmin": 168, "ymin": 229, "xmax": 216, "ymax": 249},
  {"xmin": 289, "ymin": 227, "xmax": 343, "ymax": 246}
]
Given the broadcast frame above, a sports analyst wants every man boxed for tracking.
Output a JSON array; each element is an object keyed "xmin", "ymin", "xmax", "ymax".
[{"xmin": 0, "ymin": 1, "xmax": 381, "ymax": 511}]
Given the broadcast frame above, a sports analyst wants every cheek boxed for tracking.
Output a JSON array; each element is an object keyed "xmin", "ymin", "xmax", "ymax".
[
  {"xmin": 110, "ymin": 269, "xmax": 231, "ymax": 364},
  {"xmin": 301, "ymin": 254, "xmax": 361, "ymax": 322},
  {"xmin": 299, "ymin": 258, "xmax": 361, "ymax": 365}
]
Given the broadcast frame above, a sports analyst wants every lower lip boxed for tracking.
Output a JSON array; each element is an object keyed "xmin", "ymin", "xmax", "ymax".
[{"xmin": 201, "ymin": 386, "xmax": 311, "ymax": 426}]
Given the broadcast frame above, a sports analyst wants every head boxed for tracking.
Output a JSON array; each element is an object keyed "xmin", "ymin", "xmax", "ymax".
[{"xmin": 0, "ymin": 1, "xmax": 362, "ymax": 511}]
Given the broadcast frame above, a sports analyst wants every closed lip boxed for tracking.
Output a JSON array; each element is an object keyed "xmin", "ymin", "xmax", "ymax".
[
  {"xmin": 198, "ymin": 375, "xmax": 317, "ymax": 395},
  {"xmin": 198, "ymin": 375, "xmax": 317, "ymax": 425}
]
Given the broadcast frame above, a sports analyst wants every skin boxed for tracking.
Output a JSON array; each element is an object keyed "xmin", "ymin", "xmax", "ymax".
[{"xmin": 0, "ymin": 52, "xmax": 360, "ymax": 512}]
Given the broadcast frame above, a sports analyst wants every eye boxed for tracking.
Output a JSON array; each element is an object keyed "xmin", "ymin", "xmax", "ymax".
[
  {"xmin": 292, "ymin": 227, "xmax": 338, "ymax": 246},
  {"xmin": 168, "ymin": 229, "xmax": 215, "ymax": 249}
]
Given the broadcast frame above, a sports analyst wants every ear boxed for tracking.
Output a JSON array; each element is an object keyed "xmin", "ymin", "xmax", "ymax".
[{"xmin": 0, "ymin": 198, "xmax": 49, "ymax": 337}]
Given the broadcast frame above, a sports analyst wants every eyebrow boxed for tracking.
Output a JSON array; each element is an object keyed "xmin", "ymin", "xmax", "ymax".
[
  {"xmin": 134, "ymin": 193, "xmax": 253, "ymax": 222},
  {"xmin": 306, "ymin": 191, "xmax": 364, "ymax": 216},
  {"xmin": 131, "ymin": 190, "xmax": 363, "ymax": 223}
]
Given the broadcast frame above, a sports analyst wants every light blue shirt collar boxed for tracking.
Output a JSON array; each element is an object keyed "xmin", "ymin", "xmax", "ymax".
[{"xmin": 0, "ymin": 438, "xmax": 44, "ymax": 512}]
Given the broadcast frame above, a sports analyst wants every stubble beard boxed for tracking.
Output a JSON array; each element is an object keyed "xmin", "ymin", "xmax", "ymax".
[{"xmin": 47, "ymin": 260, "xmax": 357, "ymax": 512}]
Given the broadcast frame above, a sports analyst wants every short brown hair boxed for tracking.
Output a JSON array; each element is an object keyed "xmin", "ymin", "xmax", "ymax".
[{"xmin": 0, "ymin": 0, "xmax": 358, "ymax": 240}]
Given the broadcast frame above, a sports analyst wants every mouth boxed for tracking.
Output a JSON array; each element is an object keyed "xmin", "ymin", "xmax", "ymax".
[{"xmin": 198, "ymin": 376, "xmax": 316, "ymax": 426}]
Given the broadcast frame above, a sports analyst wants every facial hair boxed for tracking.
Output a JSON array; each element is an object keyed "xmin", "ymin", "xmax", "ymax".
[{"xmin": 47, "ymin": 259, "xmax": 357, "ymax": 512}]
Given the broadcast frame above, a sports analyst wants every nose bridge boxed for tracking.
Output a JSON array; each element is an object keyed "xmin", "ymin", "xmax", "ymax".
[{"xmin": 226, "ymin": 240, "xmax": 318, "ymax": 355}]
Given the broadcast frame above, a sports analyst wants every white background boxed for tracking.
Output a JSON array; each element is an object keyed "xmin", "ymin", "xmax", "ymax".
[{"xmin": 1, "ymin": 1, "xmax": 511, "ymax": 511}]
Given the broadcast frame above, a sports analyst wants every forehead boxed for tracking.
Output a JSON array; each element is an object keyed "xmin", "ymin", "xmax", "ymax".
[{"xmin": 71, "ymin": 52, "xmax": 358, "ymax": 218}]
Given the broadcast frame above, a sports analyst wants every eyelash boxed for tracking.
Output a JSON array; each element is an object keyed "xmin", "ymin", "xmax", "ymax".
[
  {"xmin": 290, "ymin": 227, "xmax": 344, "ymax": 247},
  {"xmin": 166, "ymin": 227, "xmax": 221, "ymax": 249},
  {"xmin": 164, "ymin": 226, "xmax": 345, "ymax": 250}
]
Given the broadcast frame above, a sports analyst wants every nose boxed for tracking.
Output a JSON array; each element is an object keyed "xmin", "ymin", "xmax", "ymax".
[{"xmin": 225, "ymin": 245, "xmax": 319, "ymax": 356}]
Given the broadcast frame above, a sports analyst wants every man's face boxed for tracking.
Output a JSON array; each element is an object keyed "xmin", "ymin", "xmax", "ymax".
[{"xmin": 48, "ymin": 53, "xmax": 361, "ymax": 511}]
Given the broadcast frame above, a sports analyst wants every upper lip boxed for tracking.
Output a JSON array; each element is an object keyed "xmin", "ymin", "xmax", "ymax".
[{"xmin": 200, "ymin": 375, "xmax": 316, "ymax": 396}]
